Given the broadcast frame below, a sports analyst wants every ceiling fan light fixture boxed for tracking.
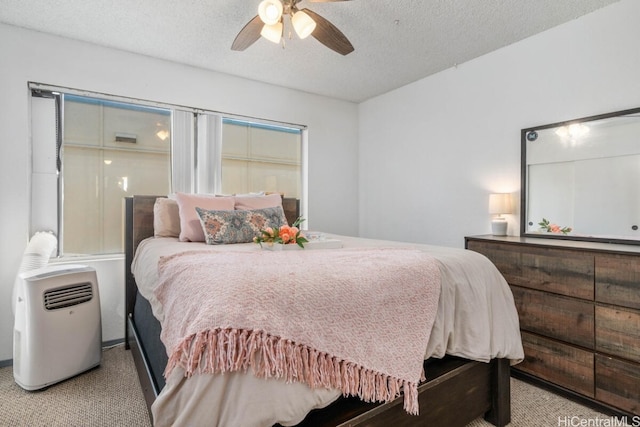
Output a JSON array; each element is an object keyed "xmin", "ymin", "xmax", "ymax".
[
  {"xmin": 232, "ymin": 1, "xmax": 354, "ymax": 55},
  {"xmin": 258, "ymin": 0, "xmax": 283, "ymax": 25},
  {"xmin": 291, "ymin": 10, "xmax": 316, "ymax": 39},
  {"xmin": 260, "ymin": 22, "xmax": 283, "ymax": 44}
]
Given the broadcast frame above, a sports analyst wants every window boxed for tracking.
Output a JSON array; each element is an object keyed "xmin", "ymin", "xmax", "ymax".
[
  {"xmin": 62, "ymin": 95, "xmax": 172, "ymax": 254},
  {"xmin": 221, "ymin": 119, "xmax": 302, "ymax": 200},
  {"xmin": 30, "ymin": 84, "xmax": 306, "ymax": 257},
  {"xmin": 30, "ymin": 89, "xmax": 172, "ymax": 256}
]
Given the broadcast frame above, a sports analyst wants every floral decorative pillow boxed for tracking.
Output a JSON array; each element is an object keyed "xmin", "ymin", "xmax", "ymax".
[
  {"xmin": 196, "ymin": 206, "xmax": 288, "ymax": 245},
  {"xmin": 174, "ymin": 192, "xmax": 235, "ymax": 242}
]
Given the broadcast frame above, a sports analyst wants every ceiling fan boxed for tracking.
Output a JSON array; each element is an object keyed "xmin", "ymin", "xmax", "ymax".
[{"xmin": 231, "ymin": 0, "xmax": 354, "ymax": 56}]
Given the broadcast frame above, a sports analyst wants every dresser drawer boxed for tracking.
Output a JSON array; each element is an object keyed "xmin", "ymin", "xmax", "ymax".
[
  {"xmin": 516, "ymin": 332, "xmax": 594, "ymax": 397},
  {"xmin": 467, "ymin": 241, "xmax": 594, "ymax": 300},
  {"xmin": 596, "ymin": 254, "xmax": 640, "ymax": 310},
  {"xmin": 595, "ymin": 305, "xmax": 640, "ymax": 363},
  {"xmin": 596, "ymin": 354, "xmax": 640, "ymax": 415},
  {"xmin": 512, "ymin": 286, "xmax": 594, "ymax": 349}
]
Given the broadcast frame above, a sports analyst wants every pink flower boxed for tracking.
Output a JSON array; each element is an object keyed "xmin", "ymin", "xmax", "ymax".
[
  {"xmin": 279, "ymin": 227, "xmax": 292, "ymax": 243},
  {"xmin": 254, "ymin": 217, "xmax": 308, "ymax": 248},
  {"xmin": 549, "ymin": 224, "xmax": 561, "ymax": 233}
]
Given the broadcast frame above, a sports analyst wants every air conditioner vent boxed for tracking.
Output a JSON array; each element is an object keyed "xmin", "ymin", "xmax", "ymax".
[{"xmin": 43, "ymin": 282, "xmax": 93, "ymax": 310}]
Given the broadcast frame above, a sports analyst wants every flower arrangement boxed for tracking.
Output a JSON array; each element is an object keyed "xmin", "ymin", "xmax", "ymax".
[
  {"xmin": 254, "ymin": 217, "xmax": 309, "ymax": 249},
  {"xmin": 538, "ymin": 218, "xmax": 572, "ymax": 234}
]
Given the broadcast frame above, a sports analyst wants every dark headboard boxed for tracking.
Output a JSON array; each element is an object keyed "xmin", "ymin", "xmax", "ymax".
[{"xmin": 124, "ymin": 195, "xmax": 161, "ymax": 347}]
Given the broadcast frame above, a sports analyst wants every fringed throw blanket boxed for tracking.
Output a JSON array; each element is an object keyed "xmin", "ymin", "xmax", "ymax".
[{"xmin": 155, "ymin": 247, "xmax": 441, "ymax": 415}]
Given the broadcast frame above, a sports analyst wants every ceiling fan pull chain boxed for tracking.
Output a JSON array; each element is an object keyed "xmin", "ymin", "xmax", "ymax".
[{"xmin": 285, "ymin": 13, "xmax": 293, "ymax": 40}]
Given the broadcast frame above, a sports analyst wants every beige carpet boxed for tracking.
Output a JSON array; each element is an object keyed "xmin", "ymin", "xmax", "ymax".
[
  {"xmin": 0, "ymin": 345, "xmax": 151, "ymax": 427},
  {"xmin": 0, "ymin": 345, "xmax": 631, "ymax": 426},
  {"xmin": 466, "ymin": 379, "xmax": 633, "ymax": 427}
]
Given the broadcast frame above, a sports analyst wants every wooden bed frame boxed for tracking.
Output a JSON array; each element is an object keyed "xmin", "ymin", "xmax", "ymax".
[{"xmin": 124, "ymin": 195, "xmax": 512, "ymax": 427}]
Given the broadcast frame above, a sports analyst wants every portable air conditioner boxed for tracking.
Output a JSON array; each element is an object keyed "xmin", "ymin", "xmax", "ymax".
[{"xmin": 13, "ymin": 264, "xmax": 102, "ymax": 390}]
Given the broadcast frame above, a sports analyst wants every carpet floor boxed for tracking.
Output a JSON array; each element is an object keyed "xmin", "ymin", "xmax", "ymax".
[{"xmin": 0, "ymin": 345, "xmax": 632, "ymax": 426}]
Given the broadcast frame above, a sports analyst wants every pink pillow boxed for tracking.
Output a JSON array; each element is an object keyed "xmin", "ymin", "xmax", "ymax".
[
  {"xmin": 234, "ymin": 193, "xmax": 282, "ymax": 210},
  {"xmin": 175, "ymin": 193, "xmax": 235, "ymax": 242}
]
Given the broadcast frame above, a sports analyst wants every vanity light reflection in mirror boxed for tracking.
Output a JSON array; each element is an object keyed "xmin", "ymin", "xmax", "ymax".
[
  {"xmin": 554, "ymin": 123, "xmax": 589, "ymax": 143},
  {"xmin": 522, "ymin": 107, "xmax": 640, "ymax": 244}
]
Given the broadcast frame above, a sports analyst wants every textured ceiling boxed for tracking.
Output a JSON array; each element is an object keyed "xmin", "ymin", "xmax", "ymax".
[{"xmin": 0, "ymin": 0, "xmax": 621, "ymax": 102}]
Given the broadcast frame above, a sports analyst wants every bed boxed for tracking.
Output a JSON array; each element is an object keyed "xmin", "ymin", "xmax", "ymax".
[{"xmin": 124, "ymin": 195, "xmax": 524, "ymax": 427}]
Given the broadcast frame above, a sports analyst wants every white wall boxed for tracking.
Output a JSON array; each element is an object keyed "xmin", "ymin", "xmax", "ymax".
[
  {"xmin": 358, "ymin": 0, "xmax": 640, "ymax": 248},
  {"xmin": 0, "ymin": 24, "xmax": 359, "ymax": 362}
]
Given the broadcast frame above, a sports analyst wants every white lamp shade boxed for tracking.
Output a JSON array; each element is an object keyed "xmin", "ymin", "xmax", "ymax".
[
  {"xmin": 260, "ymin": 22, "xmax": 283, "ymax": 44},
  {"xmin": 488, "ymin": 193, "xmax": 513, "ymax": 215},
  {"xmin": 292, "ymin": 10, "xmax": 316, "ymax": 39},
  {"xmin": 258, "ymin": 0, "xmax": 283, "ymax": 25}
]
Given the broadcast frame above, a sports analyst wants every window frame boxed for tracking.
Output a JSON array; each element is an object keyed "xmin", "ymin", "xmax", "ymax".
[{"xmin": 29, "ymin": 82, "xmax": 309, "ymax": 259}]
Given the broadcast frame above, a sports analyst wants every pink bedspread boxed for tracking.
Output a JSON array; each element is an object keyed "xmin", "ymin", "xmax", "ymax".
[{"xmin": 155, "ymin": 247, "xmax": 441, "ymax": 414}]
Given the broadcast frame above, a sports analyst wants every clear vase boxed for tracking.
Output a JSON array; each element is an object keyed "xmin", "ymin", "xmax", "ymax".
[{"xmin": 262, "ymin": 242, "xmax": 283, "ymax": 251}]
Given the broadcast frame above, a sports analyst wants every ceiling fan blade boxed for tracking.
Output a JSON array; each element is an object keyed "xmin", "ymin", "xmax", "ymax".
[
  {"xmin": 231, "ymin": 15, "xmax": 263, "ymax": 51},
  {"xmin": 302, "ymin": 8, "xmax": 354, "ymax": 55}
]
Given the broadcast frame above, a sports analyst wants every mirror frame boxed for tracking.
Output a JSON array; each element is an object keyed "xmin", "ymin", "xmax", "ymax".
[{"xmin": 520, "ymin": 106, "xmax": 640, "ymax": 246}]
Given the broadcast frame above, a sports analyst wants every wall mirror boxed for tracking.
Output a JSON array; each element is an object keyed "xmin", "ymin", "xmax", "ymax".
[{"xmin": 521, "ymin": 107, "xmax": 640, "ymax": 245}]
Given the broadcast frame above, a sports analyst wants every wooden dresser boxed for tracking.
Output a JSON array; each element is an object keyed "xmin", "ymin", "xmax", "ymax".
[{"xmin": 465, "ymin": 235, "xmax": 640, "ymax": 416}]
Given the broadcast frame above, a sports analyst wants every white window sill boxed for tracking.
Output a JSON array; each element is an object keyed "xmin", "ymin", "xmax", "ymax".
[{"xmin": 49, "ymin": 253, "xmax": 124, "ymax": 264}]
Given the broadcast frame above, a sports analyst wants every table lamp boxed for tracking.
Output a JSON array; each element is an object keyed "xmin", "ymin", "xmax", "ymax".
[{"xmin": 489, "ymin": 193, "xmax": 512, "ymax": 236}]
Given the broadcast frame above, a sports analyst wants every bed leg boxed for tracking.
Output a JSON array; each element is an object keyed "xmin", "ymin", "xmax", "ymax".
[{"xmin": 484, "ymin": 358, "xmax": 511, "ymax": 427}]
